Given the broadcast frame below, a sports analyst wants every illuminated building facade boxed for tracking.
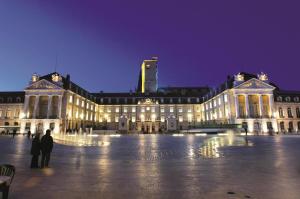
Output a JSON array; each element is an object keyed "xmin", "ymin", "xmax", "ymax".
[{"xmin": 0, "ymin": 58, "xmax": 300, "ymax": 134}]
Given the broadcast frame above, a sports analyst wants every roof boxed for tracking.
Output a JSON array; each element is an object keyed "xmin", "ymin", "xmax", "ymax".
[{"xmin": 0, "ymin": 92, "xmax": 25, "ymax": 103}]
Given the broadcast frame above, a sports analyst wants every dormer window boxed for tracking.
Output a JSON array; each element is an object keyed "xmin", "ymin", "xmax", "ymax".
[
  {"xmin": 277, "ymin": 96, "xmax": 282, "ymax": 102},
  {"xmin": 285, "ymin": 97, "xmax": 291, "ymax": 102},
  {"xmin": 294, "ymin": 97, "xmax": 299, "ymax": 102},
  {"xmin": 7, "ymin": 97, "xmax": 12, "ymax": 103},
  {"xmin": 16, "ymin": 97, "xmax": 21, "ymax": 103}
]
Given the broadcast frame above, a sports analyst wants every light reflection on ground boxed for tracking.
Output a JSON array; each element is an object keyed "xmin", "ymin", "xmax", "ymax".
[
  {"xmin": 53, "ymin": 133, "xmax": 253, "ymax": 159},
  {"xmin": 199, "ymin": 135, "xmax": 253, "ymax": 158}
]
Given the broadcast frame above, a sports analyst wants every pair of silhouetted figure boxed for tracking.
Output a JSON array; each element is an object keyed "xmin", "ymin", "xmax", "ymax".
[{"xmin": 30, "ymin": 129, "xmax": 54, "ymax": 169}]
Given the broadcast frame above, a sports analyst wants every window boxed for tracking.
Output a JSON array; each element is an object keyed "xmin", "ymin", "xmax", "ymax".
[
  {"xmin": 115, "ymin": 107, "xmax": 119, "ymax": 113},
  {"xmin": 69, "ymin": 96, "xmax": 73, "ymax": 103},
  {"xmin": 160, "ymin": 116, "xmax": 165, "ymax": 122},
  {"xmin": 16, "ymin": 97, "xmax": 21, "ymax": 103},
  {"xmin": 0, "ymin": 98, "xmax": 3, "ymax": 103},
  {"xmin": 81, "ymin": 101, "xmax": 85, "ymax": 107},
  {"xmin": 287, "ymin": 108, "xmax": 293, "ymax": 118},
  {"xmin": 151, "ymin": 107, "xmax": 155, "ymax": 113},
  {"xmin": 170, "ymin": 98, "xmax": 173, "ymax": 103},
  {"xmin": 277, "ymin": 96, "xmax": 282, "ymax": 102},
  {"xmin": 286, "ymin": 97, "xmax": 291, "ymax": 102},
  {"xmin": 224, "ymin": 94, "xmax": 228, "ymax": 103},
  {"xmin": 170, "ymin": 107, "xmax": 174, "ymax": 113},
  {"xmin": 7, "ymin": 97, "xmax": 12, "ymax": 103},
  {"xmin": 124, "ymin": 107, "xmax": 128, "ymax": 113},
  {"xmin": 132, "ymin": 116, "xmax": 136, "ymax": 122},
  {"xmin": 279, "ymin": 107, "xmax": 284, "ymax": 118},
  {"xmin": 160, "ymin": 108, "xmax": 165, "ymax": 113},
  {"xmin": 160, "ymin": 98, "xmax": 164, "ymax": 103},
  {"xmin": 213, "ymin": 100, "xmax": 216, "ymax": 107},
  {"xmin": 107, "ymin": 108, "xmax": 111, "ymax": 113},
  {"xmin": 294, "ymin": 97, "xmax": 299, "ymax": 102},
  {"xmin": 280, "ymin": 122, "xmax": 285, "ymax": 131},
  {"xmin": 178, "ymin": 108, "xmax": 183, "ymax": 113},
  {"xmin": 146, "ymin": 107, "xmax": 150, "ymax": 111},
  {"xmin": 132, "ymin": 107, "xmax": 136, "ymax": 112},
  {"xmin": 187, "ymin": 98, "xmax": 191, "ymax": 103},
  {"xmin": 218, "ymin": 98, "xmax": 221, "ymax": 105},
  {"xmin": 296, "ymin": 108, "xmax": 300, "ymax": 118},
  {"xmin": 179, "ymin": 116, "xmax": 183, "ymax": 122},
  {"xmin": 115, "ymin": 116, "xmax": 119, "ymax": 123},
  {"xmin": 76, "ymin": 99, "xmax": 79, "ymax": 106},
  {"xmin": 288, "ymin": 121, "xmax": 294, "ymax": 132},
  {"xmin": 141, "ymin": 107, "xmax": 145, "ymax": 113}
]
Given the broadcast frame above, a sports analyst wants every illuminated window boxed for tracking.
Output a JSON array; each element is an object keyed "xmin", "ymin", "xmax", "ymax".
[
  {"xmin": 69, "ymin": 96, "xmax": 73, "ymax": 103},
  {"xmin": 214, "ymin": 100, "xmax": 216, "ymax": 107},
  {"xmin": 146, "ymin": 107, "xmax": 150, "ymax": 111},
  {"xmin": 178, "ymin": 108, "xmax": 183, "ymax": 113},
  {"xmin": 115, "ymin": 107, "xmax": 119, "ymax": 113},
  {"xmin": 141, "ymin": 107, "xmax": 145, "ymax": 112},
  {"xmin": 76, "ymin": 99, "xmax": 79, "ymax": 106},
  {"xmin": 132, "ymin": 107, "xmax": 136, "ymax": 112},
  {"xmin": 210, "ymin": 102, "xmax": 212, "ymax": 109},
  {"xmin": 160, "ymin": 108, "xmax": 165, "ymax": 113},
  {"xmin": 170, "ymin": 107, "xmax": 174, "ymax": 113},
  {"xmin": 124, "ymin": 107, "xmax": 128, "ymax": 113},
  {"xmin": 224, "ymin": 94, "xmax": 228, "ymax": 103},
  {"xmin": 151, "ymin": 114, "xmax": 156, "ymax": 122},
  {"xmin": 132, "ymin": 116, "xmax": 136, "ymax": 122},
  {"xmin": 140, "ymin": 114, "xmax": 145, "ymax": 122},
  {"xmin": 218, "ymin": 98, "xmax": 221, "ymax": 105},
  {"xmin": 107, "ymin": 117, "xmax": 111, "ymax": 123},
  {"xmin": 151, "ymin": 107, "xmax": 155, "ymax": 113},
  {"xmin": 81, "ymin": 101, "xmax": 84, "ymax": 107},
  {"xmin": 107, "ymin": 108, "xmax": 111, "ymax": 113},
  {"xmin": 99, "ymin": 117, "xmax": 103, "ymax": 122},
  {"xmin": 161, "ymin": 116, "xmax": 165, "ymax": 122},
  {"xmin": 187, "ymin": 114, "xmax": 192, "ymax": 122},
  {"xmin": 179, "ymin": 116, "xmax": 183, "ymax": 122},
  {"xmin": 87, "ymin": 103, "xmax": 89, "ymax": 109},
  {"xmin": 115, "ymin": 116, "xmax": 119, "ymax": 122},
  {"xmin": 188, "ymin": 108, "xmax": 192, "ymax": 113}
]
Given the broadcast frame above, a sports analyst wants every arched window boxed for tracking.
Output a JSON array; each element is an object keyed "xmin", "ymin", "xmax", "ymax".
[
  {"xmin": 294, "ymin": 97, "xmax": 299, "ymax": 102},
  {"xmin": 277, "ymin": 96, "xmax": 282, "ymax": 102},
  {"xmin": 296, "ymin": 108, "xmax": 300, "ymax": 118},
  {"xmin": 279, "ymin": 107, "xmax": 284, "ymax": 118},
  {"xmin": 7, "ymin": 97, "xmax": 12, "ymax": 103},
  {"xmin": 287, "ymin": 108, "xmax": 293, "ymax": 118},
  {"xmin": 16, "ymin": 97, "xmax": 21, "ymax": 103},
  {"xmin": 285, "ymin": 97, "xmax": 291, "ymax": 102},
  {"xmin": 0, "ymin": 97, "xmax": 3, "ymax": 103}
]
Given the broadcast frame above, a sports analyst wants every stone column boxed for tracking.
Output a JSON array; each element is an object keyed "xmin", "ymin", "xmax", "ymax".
[
  {"xmin": 234, "ymin": 95, "xmax": 240, "ymax": 118},
  {"xmin": 245, "ymin": 94, "xmax": 249, "ymax": 118},
  {"xmin": 47, "ymin": 95, "xmax": 52, "ymax": 119},
  {"xmin": 57, "ymin": 95, "xmax": 63, "ymax": 119},
  {"xmin": 33, "ymin": 95, "xmax": 39, "ymax": 119},
  {"xmin": 23, "ymin": 95, "xmax": 30, "ymax": 118},
  {"xmin": 259, "ymin": 95, "xmax": 263, "ymax": 117},
  {"xmin": 268, "ymin": 94, "xmax": 274, "ymax": 118}
]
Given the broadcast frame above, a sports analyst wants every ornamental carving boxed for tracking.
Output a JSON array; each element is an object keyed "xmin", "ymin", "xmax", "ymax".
[{"xmin": 26, "ymin": 79, "xmax": 62, "ymax": 90}]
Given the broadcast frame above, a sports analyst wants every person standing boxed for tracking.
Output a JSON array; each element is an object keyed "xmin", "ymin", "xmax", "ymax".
[
  {"xmin": 27, "ymin": 130, "xmax": 31, "ymax": 139},
  {"xmin": 40, "ymin": 129, "xmax": 54, "ymax": 168},
  {"xmin": 12, "ymin": 129, "xmax": 17, "ymax": 138},
  {"xmin": 30, "ymin": 133, "xmax": 41, "ymax": 168}
]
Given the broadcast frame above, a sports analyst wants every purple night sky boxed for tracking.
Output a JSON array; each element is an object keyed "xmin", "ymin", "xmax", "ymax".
[{"xmin": 0, "ymin": 0, "xmax": 299, "ymax": 92}]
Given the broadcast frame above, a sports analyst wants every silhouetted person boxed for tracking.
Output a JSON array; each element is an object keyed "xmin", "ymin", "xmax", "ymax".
[
  {"xmin": 12, "ymin": 129, "xmax": 17, "ymax": 138},
  {"xmin": 27, "ymin": 130, "xmax": 31, "ymax": 139},
  {"xmin": 244, "ymin": 126, "xmax": 248, "ymax": 137},
  {"xmin": 30, "ymin": 133, "xmax": 41, "ymax": 168},
  {"xmin": 40, "ymin": 129, "xmax": 53, "ymax": 168}
]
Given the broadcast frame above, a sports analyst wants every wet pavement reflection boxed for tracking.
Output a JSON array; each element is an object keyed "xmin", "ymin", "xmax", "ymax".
[{"xmin": 0, "ymin": 134, "xmax": 300, "ymax": 199}]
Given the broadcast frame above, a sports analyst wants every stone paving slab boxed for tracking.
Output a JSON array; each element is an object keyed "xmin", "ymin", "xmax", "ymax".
[{"xmin": 1, "ymin": 135, "xmax": 300, "ymax": 199}]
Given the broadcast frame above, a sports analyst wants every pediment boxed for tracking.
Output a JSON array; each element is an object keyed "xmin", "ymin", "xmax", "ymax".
[
  {"xmin": 234, "ymin": 78, "xmax": 275, "ymax": 90},
  {"xmin": 25, "ymin": 79, "xmax": 64, "ymax": 90}
]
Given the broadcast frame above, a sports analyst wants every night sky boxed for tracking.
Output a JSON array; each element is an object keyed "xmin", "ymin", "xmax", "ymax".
[{"xmin": 0, "ymin": 0, "xmax": 299, "ymax": 92}]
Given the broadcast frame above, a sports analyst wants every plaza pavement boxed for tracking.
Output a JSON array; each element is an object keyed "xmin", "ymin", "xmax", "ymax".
[{"xmin": 1, "ymin": 134, "xmax": 300, "ymax": 199}]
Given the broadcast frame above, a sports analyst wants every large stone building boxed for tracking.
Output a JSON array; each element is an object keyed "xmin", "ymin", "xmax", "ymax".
[{"xmin": 0, "ymin": 58, "xmax": 299, "ymax": 134}]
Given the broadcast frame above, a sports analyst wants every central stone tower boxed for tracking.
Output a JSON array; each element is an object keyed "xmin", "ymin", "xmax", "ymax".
[{"xmin": 137, "ymin": 57, "xmax": 158, "ymax": 93}]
